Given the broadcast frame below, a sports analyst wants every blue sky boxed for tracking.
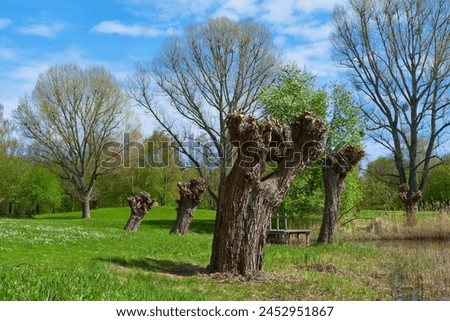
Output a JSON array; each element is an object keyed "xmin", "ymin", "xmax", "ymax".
[{"xmin": 2, "ymin": 0, "xmax": 377, "ymax": 155}]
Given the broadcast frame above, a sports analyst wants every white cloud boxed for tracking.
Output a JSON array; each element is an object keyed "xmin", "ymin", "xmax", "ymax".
[
  {"xmin": 214, "ymin": 0, "xmax": 258, "ymax": 20},
  {"xmin": 0, "ymin": 47, "xmax": 17, "ymax": 61},
  {"xmin": 4, "ymin": 48, "xmax": 86, "ymax": 104},
  {"xmin": 19, "ymin": 22, "xmax": 66, "ymax": 38},
  {"xmin": 280, "ymin": 21, "xmax": 333, "ymax": 41},
  {"xmin": 5, "ymin": 46, "xmax": 132, "ymax": 93},
  {"xmin": 0, "ymin": 61, "xmax": 46, "ymax": 117},
  {"xmin": 0, "ymin": 18, "xmax": 12, "ymax": 29},
  {"xmin": 293, "ymin": 0, "xmax": 341, "ymax": 13},
  {"xmin": 159, "ymin": 0, "xmax": 214, "ymax": 16},
  {"xmin": 8, "ymin": 63, "xmax": 49, "ymax": 88},
  {"xmin": 92, "ymin": 20, "xmax": 173, "ymax": 37},
  {"xmin": 0, "ymin": 46, "xmax": 133, "ymax": 118},
  {"xmin": 285, "ymin": 40, "xmax": 338, "ymax": 78},
  {"xmin": 260, "ymin": 0, "xmax": 298, "ymax": 25},
  {"xmin": 121, "ymin": 0, "xmax": 214, "ymax": 23}
]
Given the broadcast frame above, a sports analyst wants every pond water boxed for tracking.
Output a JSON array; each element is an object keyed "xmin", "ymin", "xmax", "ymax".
[{"xmin": 368, "ymin": 239, "xmax": 450, "ymax": 301}]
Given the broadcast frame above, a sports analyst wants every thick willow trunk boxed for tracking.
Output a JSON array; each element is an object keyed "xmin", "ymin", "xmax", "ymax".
[
  {"xmin": 317, "ymin": 146, "xmax": 364, "ymax": 244},
  {"xmin": 210, "ymin": 111, "xmax": 327, "ymax": 276},
  {"xmin": 211, "ymin": 184, "xmax": 275, "ymax": 274},
  {"xmin": 317, "ymin": 167, "xmax": 344, "ymax": 243},
  {"xmin": 405, "ymin": 202, "xmax": 418, "ymax": 226},
  {"xmin": 170, "ymin": 178, "xmax": 208, "ymax": 235},
  {"xmin": 124, "ymin": 192, "xmax": 158, "ymax": 231},
  {"xmin": 398, "ymin": 184, "xmax": 422, "ymax": 226}
]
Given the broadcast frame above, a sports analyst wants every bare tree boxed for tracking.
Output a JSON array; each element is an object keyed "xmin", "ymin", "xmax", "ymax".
[
  {"xmin": 331, "ymin": 0, "xmax": 450, "ymax": 224},
  {"xmin": 128, "ymin": 17, "xmax": 280, "ymax": 203},
  {"xmin": 209, "ymin": 111, "xmax": 326, "ymax": 276},
  {"xmin": 15, "ymin": 64, "xmax": 129, "ymax": 219}
]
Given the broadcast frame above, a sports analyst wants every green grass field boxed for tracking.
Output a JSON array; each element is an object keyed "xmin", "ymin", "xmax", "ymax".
[{"xmin": 0, "ymin": 207, "xmax": 448, "ymax": 300}]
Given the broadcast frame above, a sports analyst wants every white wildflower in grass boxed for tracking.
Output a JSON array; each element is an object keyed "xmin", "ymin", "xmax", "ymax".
[{"xmin": 0, "ymin": 220, "xmax": 115, "ymax": 245}]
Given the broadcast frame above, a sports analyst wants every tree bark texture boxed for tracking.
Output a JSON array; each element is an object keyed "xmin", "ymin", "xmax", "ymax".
[
  {"xmin": 81, "ymin": 200, "xmax": 90, "ymax": 219},
  {"xmin": 170, "ymin": 178, "xmax": 209, "ymax": 235},
  {"xmin": 210, "ymin": 111, "xmax": 327, "ymax": 276},
  {"xmin": 124, "ymin": 191, "xmax": 158, "ymax": 231},
  {"xmin": 317, "ymin": 145, "xmax": 364, "ymax": 243},
  {"xmin": 398, "ymin": 183, "xmax": 422, "ymax": 226}
]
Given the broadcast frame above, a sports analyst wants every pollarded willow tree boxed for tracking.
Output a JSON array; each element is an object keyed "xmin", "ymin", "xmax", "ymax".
[
  {"xmin": 124, "ymin": 191, "xmax": 158, "ymax": 231},
  {"xmin": 317, "ymin": 87, "xmax": 365, "ymax": 243},
  {"xmin": 209, "ymin": 111, "xmax": 327, "ymax": 276},
  {"xmin": 15, "ymin": 64, "xmax": 129, "ymax": 219},
  {"xmin": 331, "ymin": 0, "xmax": 450, "ymax": 225},
  {"xmin": 318, "ymin": 146, "xmax": 364, "ymax": 243},
  {"xmin": 260, "ymin": 65, "xmax": 365, "ymax": 243},
  {"xmin": 170, "ymin": 177, "xmax": 208, "ymax": 235},
  {"xmin": 128, "ymin": 16, "xmax": 280, "ymax": 203}
]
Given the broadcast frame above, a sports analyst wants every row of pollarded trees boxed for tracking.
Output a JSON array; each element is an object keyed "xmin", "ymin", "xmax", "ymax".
[{"xmin": 123, "ymin": 177, "xmax": 208, "ymax": 234}]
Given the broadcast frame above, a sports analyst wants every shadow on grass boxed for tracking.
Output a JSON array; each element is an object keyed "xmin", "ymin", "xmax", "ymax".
[
  {"xmin": 102, "ymin": 257, "xmax": 207, "ymax": 277},
  {"xmin": 142, "ymin": 219, "xmax": 216, "ymax": 234}
]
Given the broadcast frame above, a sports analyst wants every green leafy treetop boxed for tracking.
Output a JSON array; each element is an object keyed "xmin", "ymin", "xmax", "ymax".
[{"xmin": 259, "ymin": 63, "xmax": 363, "ymax": 153}]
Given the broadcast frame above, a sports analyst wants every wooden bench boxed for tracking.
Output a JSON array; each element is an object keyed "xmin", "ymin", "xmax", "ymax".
[{"xmin": 267, "ymin": 214, "xmax": 311, "ymax": 246}]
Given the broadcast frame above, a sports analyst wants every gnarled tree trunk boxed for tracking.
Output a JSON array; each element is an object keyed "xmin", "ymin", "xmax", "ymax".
[
  {"xmin": 81, "ymin": 199, "xmax": 90, "ymax": 219},
  {"xmin": 210, "ymin": 111, "xmax": 327, "ymax": 276},
  {"xmin": 170, "ymin": 178, "xmax": 209, "ymax": 235},
  {"xmin": 124, "ymin": 191, "xmax": 158, "ymax": 231},
  {"xmin": 398, "ymin": 184, "xmax": 422, "ymax": 226},
  {"xmin": 317, "ymin": 145, "xmax": 364, "ymax": 243}
]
